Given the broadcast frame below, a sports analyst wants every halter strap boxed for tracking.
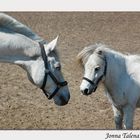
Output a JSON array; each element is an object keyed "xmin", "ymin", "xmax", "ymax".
[
  {"xmin": 38, "ymin": 41, "xmax": 68, "ymax": 100},
  {"xmin": 83, "ymin": 58, "xmax": 107, "ymax": 87},
  {"xmin": 39, "ymin": 41, "xmax": 49, "ymax": 90},
  {"xmin": 104, "ymin": 58, "xmax": 107, "ymax": 76},
  {"xmin": 83, "ymin": 77, "xmax": 94, "ymax": 85}
]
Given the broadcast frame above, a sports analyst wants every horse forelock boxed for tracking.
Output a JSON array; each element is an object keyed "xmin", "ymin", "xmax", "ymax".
[{"xmin": 77, "ymin": 43, "xmax": 105, "ymax": 66}]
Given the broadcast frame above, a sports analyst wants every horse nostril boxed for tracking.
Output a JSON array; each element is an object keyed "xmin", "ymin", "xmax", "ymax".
[
  {"xmin": 83, "ymin": 88, "xmax": 88, "ymax": 95},
  {"xmin": 59, "ymin": 95, "xmax": 69, "ymax": 106}
]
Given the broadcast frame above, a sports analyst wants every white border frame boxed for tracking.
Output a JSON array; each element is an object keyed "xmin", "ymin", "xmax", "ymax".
[
  {"xmin": 0, "ymin": 0, "xmax": 140, "ymax": 11},
  {"xmin": 1, "ymin": 130, "xmax": 140, "ymax": 140},
  {"xmin": 0, "ymin": 0, "xmax": 140, "ymax": 140}
]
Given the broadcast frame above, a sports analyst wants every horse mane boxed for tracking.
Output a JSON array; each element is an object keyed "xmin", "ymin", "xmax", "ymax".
[
  {"xmin": 0, "ymin": 13, "xmax": 42, "ymax": 42},
  {"xmin": 0, "ymin": 13, "xmax": 59, "ymax": 58},
  {"xmin": 77, "ymin": 43, "xmax": 106, "ymax": 66}
]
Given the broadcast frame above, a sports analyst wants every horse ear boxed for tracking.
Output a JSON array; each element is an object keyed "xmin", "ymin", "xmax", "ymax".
[{"xmin": 44, "ymin": 36, "xmax": 59, "ymax": 54}]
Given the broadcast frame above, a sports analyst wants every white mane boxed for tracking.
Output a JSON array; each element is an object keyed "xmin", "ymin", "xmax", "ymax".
[
  {"xmin": 77, "ymin": 43, "xmax": 102, "ymax": 65},
  {"xmin": 77, "ymin": 43, "xmax": 126, "ymax": 66},
  {"xmin": 0, "ymin": 13, "xmax": 43, "ymax": 42},
  {"xmin": 0, "ymin": 13, "xmax": 59, "ymax": 60}
]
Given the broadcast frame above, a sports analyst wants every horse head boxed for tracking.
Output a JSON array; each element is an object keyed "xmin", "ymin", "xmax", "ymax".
[
  {"xmin": 77, "ymin": 45, "xmax": 107, "ymax": 95},
  {"xmin": 19, "ymin": 36, "xmax": 70, "ymax": 106}
]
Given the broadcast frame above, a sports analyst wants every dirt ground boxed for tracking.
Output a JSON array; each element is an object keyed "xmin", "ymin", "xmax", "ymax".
[{"xmin": 0, "ymin": 12, "xmax": 140, "ymax": 129}]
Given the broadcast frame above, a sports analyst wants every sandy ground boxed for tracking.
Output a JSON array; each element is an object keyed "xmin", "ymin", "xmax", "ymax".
[{"xmin": 0, "ymin": 12, "xmax": 140, "ymax": 129}]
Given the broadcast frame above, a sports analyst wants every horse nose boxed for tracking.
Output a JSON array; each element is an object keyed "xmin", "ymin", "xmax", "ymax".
[
  {"xmin": 59, "ymin": 92, "xmax": 70, "ymax": 106},
  {"xmin": 82, "ymin": 88, "xmax": 89, "ymax": 95}
]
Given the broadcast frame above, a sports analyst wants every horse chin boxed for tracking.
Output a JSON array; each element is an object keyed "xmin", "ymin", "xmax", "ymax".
[{"xmin": 54, "ymin": 100, "xmax": 69, "ymax": 106}]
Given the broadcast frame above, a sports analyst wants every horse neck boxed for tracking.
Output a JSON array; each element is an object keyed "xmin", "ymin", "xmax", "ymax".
[
  {"xmin": 104, "ymin": 50, "xmax": 127, "ymax": 90},
  {"xmin": 0, "ymin": 13, "xmax": 43, "ymax": 42},
  {"xmin": 0, "ymin": 31, "xmax": 41, "ymax": 64}
]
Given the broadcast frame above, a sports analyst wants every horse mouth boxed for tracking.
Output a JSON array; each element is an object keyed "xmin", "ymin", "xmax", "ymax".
[
  {"xmin": 85, "ymin": 86, "xmax": 97, "ymax": 95},
  {"xmin": 54, "ymin": 99, "xmax": 69, "ymax": 106},
  {"xmin": 81, "ymin": 85, "xmax": 98, "ymax": 96}
]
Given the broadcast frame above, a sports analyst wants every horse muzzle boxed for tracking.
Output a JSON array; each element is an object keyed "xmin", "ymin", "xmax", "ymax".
[
  {"xmin": 53, "ymin": 90, "xmax": 70, "ymax": 106},
  {"xmin": 81, "ymin": 89, "xmax": 92, "ymax": 96},
  {"xmin": 81, "ymin": 85, "xmax": 97, "ymax": 96},
  {"xmin": 82, "ymin": 75, "xmax": 104, "ymax": 95}
]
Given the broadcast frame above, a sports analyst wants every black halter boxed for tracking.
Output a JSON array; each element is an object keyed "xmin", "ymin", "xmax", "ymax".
[
  {"xmin": 39, "ymin": 41, "xmax": 68, "ymax": 100},
  {"xmin": 83, "ymin": 58, "xmax": 107, "ymax": 88}
]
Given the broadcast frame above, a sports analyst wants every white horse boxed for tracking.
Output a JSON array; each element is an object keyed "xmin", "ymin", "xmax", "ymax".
[
  {"xmin": 77, "ymin": 43, "xmax": 140, "ymax": 129},
  {"xmin": 0, "ymin": 13, "xmax": 70, "ymax": 106}
]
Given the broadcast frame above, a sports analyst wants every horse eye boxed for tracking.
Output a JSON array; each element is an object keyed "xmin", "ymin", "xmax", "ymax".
[
  {"xmin": 54, "ymin": 62, "xmax": 61, "ymax": 70},
  {"xmin": 55, "ymin": 64, "xmax": 61, "ymax": 70},
  {"xmin": 95, "ymin": 66, "xmax": 100, "ymax": 72},
  {"xmin": 56, "ymin": 66, "xmax": 61, "ymax": 70}
]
